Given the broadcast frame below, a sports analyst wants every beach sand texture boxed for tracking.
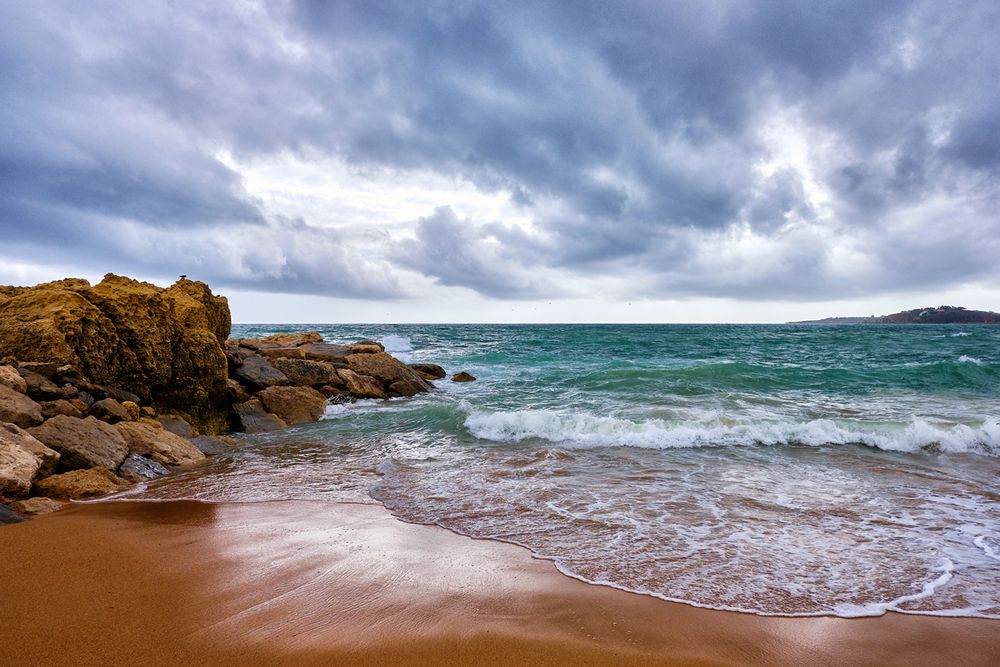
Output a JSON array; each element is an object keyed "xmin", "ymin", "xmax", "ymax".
[{"xmin": 2, "ymin": 500, "xmax": 998, "ymax": 666}]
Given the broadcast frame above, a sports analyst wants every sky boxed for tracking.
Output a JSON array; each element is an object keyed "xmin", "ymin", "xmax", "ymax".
[{"xmin": 1, "ymin": 0, "xmax": 999, "ymax": 323}]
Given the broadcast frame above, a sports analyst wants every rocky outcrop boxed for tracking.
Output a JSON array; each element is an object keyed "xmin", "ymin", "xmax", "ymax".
[
  {"xmin": 336, "ymin": 368, "xmax": 388, "ymax": 399},
  {"xmin": 863, "ymin": 306, "xmax": 1000, "ymax": 324},
  {"xmin": 270, "ymin": 358, "xmax": 343, "ymax": 387},
  {"xmin": 0, "ymin": 384, "xmax": 44, "ymax": 428},
  {"xmin": 0, "ymin": 274, "xmax": 231, "ymax": 433},
  {"xmin": 409, "ymin": 363, "xmax": 447, "ymax": 381},
  {"xmin": 29, "ymin": 415, "xmax": 129, "ymax": 472},
  {"xmin": 34, "ymin": 467, "xmax": 127, "ymax": 500},
  {"xmin": 452, "ymin": 371, "xmax": 477, "ymax": 382},
  {"xmin": 231, "ymin": 354, "xmax": 290, "ymax": 390},
  {"xmin": 258, "ymin": 386, "xmax": 327, "ymax": 425},
  {"xmin": 115, "ymin": 422, "xmax": 206, "ymax": 468}
]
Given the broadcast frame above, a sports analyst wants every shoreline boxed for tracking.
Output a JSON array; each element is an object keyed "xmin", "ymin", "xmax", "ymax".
[{"xmin": 3, "ymin": 499, "xmax": 998, "ymax": 666}]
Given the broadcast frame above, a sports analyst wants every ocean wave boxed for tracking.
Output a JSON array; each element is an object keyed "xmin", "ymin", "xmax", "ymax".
[
  {"xmin": 381, "ymin": 334, "xmax": 413, "ymax": 362},
  {"xmin": 958, "ymin": 355, "xmax": 982, "ymax": 365},
  {"xmin": 464, "ymin": 409, "xmax": 1000, "ymax": 455}
]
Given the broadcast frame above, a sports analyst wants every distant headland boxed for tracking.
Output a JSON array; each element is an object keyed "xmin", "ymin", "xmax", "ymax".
[{"xmin": 791, "ymin": 305, "xmax": 1000, "ymax": 325}]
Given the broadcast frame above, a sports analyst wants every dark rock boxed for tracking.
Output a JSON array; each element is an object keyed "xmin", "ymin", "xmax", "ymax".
[
  {"xmin": 188, "ymin": 434, "xmax": 237, "ymax": 456},
  {"xmin": 117, "ymin": 454, "xmax": 171, "ymax": 482},
  {"xmin": 452, "ymin": 371, "xmax": 477, "ymax": 382},
  {"xmin": 0, "ymin": 384, "xmax": 44, "ymax": 428},
  {"xmin": 19, "ymin": 370, "xmax": 63, "ymax": 401},
  {"xmin": 156, "ymin": 415, "xmax": 194, "ymax": 438},
  {"xmin": 232, "ymin": 354, "xmax": 289, "ymax": 390},
  {"xmin": 28, "ymin": 415, "xmax": 129, "ymax": 471},
  {"xmin": 18, "ymin": 361, "xmax": 60, "ymax": 378},
  {"xmin": 89, "ymin": 398, "xmax": 131, "ymax": 424},
  {"xmin": 271, "ymin": 358, "xmax": 343, "ymax": 387},
  {"xmin": 58, "ymin": 383, "xmax": 79, "ymax": 399},
  {"xmin": 408, "ymin": 363, "xmax": 446, "ymax": 381},
  {"xmin": 226, "ymin": 378, "xmax": 251, "ymax": 404},
  {"xmin": 257, "ymin": 386, "xmax": 327, "ymax": 425},
  {"xmin": 0, "ymin": 504, "xmax": 23, "ymax": 524},
  {"xmin": 388, "ymin": 379, "xmax": 432, "ymax": 397},
  {"xmin": 233, "ymin": 399, "xmax": 288, "ymax": 433},
  {"xmin": 76, "ymin": 390, "xmax": 95, "ymax": 408}
]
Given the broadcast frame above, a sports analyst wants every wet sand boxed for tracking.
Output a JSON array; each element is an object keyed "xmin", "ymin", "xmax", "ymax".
[{"xmin": 1, "ymin": 500, "xmax": 998, "ymax": 666}]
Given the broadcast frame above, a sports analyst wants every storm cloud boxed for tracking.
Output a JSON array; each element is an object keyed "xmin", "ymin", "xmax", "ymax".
[{"xmin": 1, "ymin": 0, "xmax": 998, "ymax": 303}]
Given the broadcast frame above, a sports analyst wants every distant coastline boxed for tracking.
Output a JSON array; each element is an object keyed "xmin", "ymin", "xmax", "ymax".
[{"xmin": 790, "ymin": 305, "xmax": 1000, "ymax": 325}]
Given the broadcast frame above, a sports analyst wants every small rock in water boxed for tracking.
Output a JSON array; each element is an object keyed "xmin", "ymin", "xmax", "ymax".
[
  {"xmin": 117, "ymin": 454, "xmax": 171, "ymax": 482},
  {"xmin": 452, "ymin": 371, "xmax": 477, "ymax": 383},
  {"xmin": 408, "ymin": 363, "xmax": 447, "ymax": 381}
]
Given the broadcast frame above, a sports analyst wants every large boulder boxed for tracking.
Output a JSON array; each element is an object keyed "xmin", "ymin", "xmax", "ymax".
[
  {"xmin": 0, "ymin": 384, "xmax": 43, "ymax": 428},
  {"xmin": 1, "ymin": 424, "xmax": 48, "ymax": 499},
  {"xmin": 28, "ymin": 415, "xmax": 129, "ymax": 471},
  {"xmin": 270, "ymin": 358, "xmax": 343, "ymax": 387},
  {"xmin": 0, "ymin": 365, "xmax": 27, "ymax": 393},
  {"xmin": 233, "ymin": 399, "xmax": 287, "ymax": 433},
  {"xmin": 300, "ymin": 342, "xmax": 352, "ymax": 362},
  {"xmin": 257, "ymin": 386, "xmax": 327, "ymax": 425},
  {"xmin": 115, "ymin": 422, "xmax": 206, "ymax": 468},
  {"xmin": 34, "ymin": 467, "xmax": 127, "ymax": 500},
  {"xmin": 345, "ymin": 352, "xmax": 430, "ymax": 395},
  {"xmin": 336, "ymin": 369, "xmax": 388, "ymax": 399},
  {"xmin": 0, "ymin": 274, "xmax": 231, "ymax": 433}
]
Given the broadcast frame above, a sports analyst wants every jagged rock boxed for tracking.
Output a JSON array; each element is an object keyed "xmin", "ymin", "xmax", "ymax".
[
  {"xmin": 345, "ymin": 352, "xmax": 430, "ymax": 395},
  {"xmin": 257, "ymin": 386, "xmax": 327, "ymax": 425},
  {"xmin": 256, "ymin": 332, "xmax": 324, "ymax": 347},
  {"xmin": 115, "ymin": 422, "xmax": 206, "ymax": 468},
  {"xmin": 409, "ymin": 363, "xmax": 446, "ymax": 381},
  {"xmin": 40, "ymin": 399, "xmax": 85, "ymax": 420},
  {"xmin": 336, "ymin": 369, "xmax": 388, "ymax": 399},
  {"xmin": 347, "ymin": 341, "xmax": 385, "ymax": 354},
  {"xmin": 233, "ymin": 399, "xmax": 287, "ymax": 433},
  {"xmin": 317, "ymin": 384, "xmax": 346, "ymax": 398},
  {"xmin": 121, "ymin": 401, "xmax": 141, "ymax": 421},
  {"xmin": 0, "ymin": 365, "xmax": 27, "ymax": 393},
  {"xmin": 117, "ymin": 454, "xmax": 171, "ymax": 482},
  {"xmin": 10, "ymin": 497, "xmax": 63, "ymax": 516},
  {"xmin": 188, "ymin": 435, "xmax": 237, "ymax": 456},
  {"xmin": 156, "ymin": 415, "xmax": 194, "ymax": 438},
  {"xmin": 1, "ymin": 425, "xmax": 44, "ymax": 499},
  {"xmin": 60, "ymin": 378, "xmax": 141, "ymax": 405},
  {"xmin": 2, "ymin": 422, "xmax": 60, "ymax": 478},
  {"xmin": 0, "ymin": 274, "xmax": 232, "ymax": 433},
  {"xmin": 232, "ymin": 354, "xmax": 289, "ymax": 390},
  {"xmin": 271, "ymin": 358, "xmax": 343, "ymax": 387},
  {"xmin": 226, "ymin": 378, "xmax": 251, "ymax": 404},
  {"xmin": 0, "ymin": 504, "xmax": 23, "ymax": 524},
  {"xmin": 34, "ymin": 467, "xmax": 127, "ymax": 500},
  {"xmin": 20, "ymin": 370, "xmax": 63, "ymax": 401},
  {"xmin": 28, "ymin": 415, "xmax": 129, "ymax": 471},
  {"xmin": 0, "ymin": 384, "xmax": 44, "ymax": 428},
  {"xmin": 452, "ymin": 371, "xmax": 477, "ymax": 382},
  {"xmin": 300, "ymin": 342, "xmax": 352, "ymax": 362},
  {"xmin": 89, "ymin": 398, "xmax": 131, "ymax": 423}
]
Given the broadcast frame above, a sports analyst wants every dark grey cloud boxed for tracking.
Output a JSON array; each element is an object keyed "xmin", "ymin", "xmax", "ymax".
[{"xmin": 1, "ymin": 0, "xmax": 998, "ymax": 301}]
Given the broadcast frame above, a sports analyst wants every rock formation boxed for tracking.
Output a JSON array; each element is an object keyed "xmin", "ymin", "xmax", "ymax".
[{"xmin": 0, "ymin": 274, "xmax": 231, "ymax": 433}]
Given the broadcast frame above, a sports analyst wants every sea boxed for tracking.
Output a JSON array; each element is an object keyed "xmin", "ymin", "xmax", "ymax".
[{"xmin": 124, "ymin": 324, "xmax": 1000, "ymax": 619}]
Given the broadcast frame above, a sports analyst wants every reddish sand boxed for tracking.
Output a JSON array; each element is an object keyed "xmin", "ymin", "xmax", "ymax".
[{"xmin": 1, "ymin": 500, "xmax": 998, "ymax": 666}]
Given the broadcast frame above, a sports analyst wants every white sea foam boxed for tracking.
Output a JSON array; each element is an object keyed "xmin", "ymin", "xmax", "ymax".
[
  {"xmin": 974, "ymin": 535, "xmax": 1000, "ymax": 562},
  {"xmin": 322, "ymin": 398, "xmax": 385, "ymax": 418},
  {"xmin": 381, "ymin": 334, "xmax": 414, "ymax": 362},
  {"xmin": 957, "ymin": 355, "xmax": 982, "ymax": 364},
  {"xmin": 951, "ymin": 332, "xmax": 971, "ymax": 337},
  {"xmin": 464, "ymin": 409, "xmax": 1000, "ymax": 455}
]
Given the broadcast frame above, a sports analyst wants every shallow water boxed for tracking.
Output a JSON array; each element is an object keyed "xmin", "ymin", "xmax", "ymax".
[{"xmin": 125, "ymin": 324, "xmax": 1000, "ymax": 618}]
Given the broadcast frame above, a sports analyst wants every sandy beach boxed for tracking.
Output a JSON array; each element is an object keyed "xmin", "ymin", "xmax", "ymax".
[{"xmin": 2, "ymin": 500, "xmax": 997, "ymax": 667}]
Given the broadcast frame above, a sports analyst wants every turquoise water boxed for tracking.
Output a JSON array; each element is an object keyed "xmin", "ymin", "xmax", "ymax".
[{"xmin": 130, "ymin": 324, "xmax": 1000, "ymax": 618}]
